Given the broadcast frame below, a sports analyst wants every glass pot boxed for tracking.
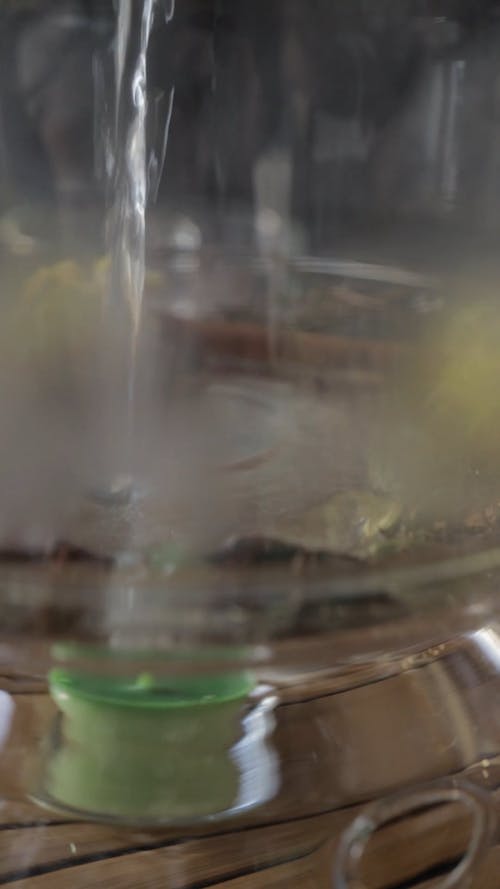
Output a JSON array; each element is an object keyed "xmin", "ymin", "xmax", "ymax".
[{"xmin": 1, "ymin": 1, "xmax": 500, "ymax": 887}]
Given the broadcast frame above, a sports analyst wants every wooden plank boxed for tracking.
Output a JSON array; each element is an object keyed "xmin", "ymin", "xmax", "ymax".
[
  {"xmin": 0, "ymin": 811, "xmax": 337, "ymax": 882},
  {"xmin": 0, "ymin": 823, "xmax": 139, "ymax": 881},
  {"xmin": 350, "ymin": 802, "xmax": 472, "ymax": 889},
  {"xmin": 0, "ymin": 694, "xmax": 58, "ymax": 826},
  {"xmin": 471, "ymin": 846, "xmax": 500, "ymax": 889},
  {"xmin": 0, "ymin": 800, "xmax": 70, "ymax": 828},
  {"xmin": 5, "ymin": 847, "xmax": 323, "ymax": 889},
  {"xmin": 261, "ymin": 671, "xmax": 479, "ymax": 822},
  {"xmin": 0, "ymin": 797, "xmax": 489, "ymax": 889},
  {"xmin": 0, "ymin": 677, "xmax": 46, "ymax": 695}
]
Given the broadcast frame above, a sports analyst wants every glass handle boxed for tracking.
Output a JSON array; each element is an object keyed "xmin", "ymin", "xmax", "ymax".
[{"xmin": 334, "ymin": 778, "xmax": 495, "ymax": 889}]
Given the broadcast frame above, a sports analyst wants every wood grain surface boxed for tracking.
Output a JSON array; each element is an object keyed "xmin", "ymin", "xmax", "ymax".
[{"xmin": 0, "ymin": 787, "xmax": 493, "ymax": 888}]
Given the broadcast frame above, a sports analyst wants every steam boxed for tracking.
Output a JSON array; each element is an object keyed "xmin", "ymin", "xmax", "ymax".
[{"xmin": 0, "ymin": 0, "xmax": 176, "ymax": 553}]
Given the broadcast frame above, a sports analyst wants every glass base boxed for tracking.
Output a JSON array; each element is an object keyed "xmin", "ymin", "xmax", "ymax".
[{"xmin": 2, "ymin": 628, "xmax": 500, "ymax": 885}]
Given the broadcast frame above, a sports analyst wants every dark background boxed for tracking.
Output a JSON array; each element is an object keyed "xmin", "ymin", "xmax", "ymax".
[{"xmin": 1, "ymin": 0, "xmax": 500, "ymax": 255}]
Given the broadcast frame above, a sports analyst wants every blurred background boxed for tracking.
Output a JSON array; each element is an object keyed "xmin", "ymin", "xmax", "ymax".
[{"xmin": 2, "ymin": 0, "xmax": 500, "ymax": 264}]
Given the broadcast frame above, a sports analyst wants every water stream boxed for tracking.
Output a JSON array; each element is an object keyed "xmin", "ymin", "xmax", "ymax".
[{"xmin": 103, "ymin": 0, "xmax": 173, "ymax": 483}]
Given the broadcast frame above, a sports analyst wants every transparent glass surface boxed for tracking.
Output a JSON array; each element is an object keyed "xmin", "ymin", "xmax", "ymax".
[{"xmin": 1, "ymin": 1, "xmax": 500, "ymax": 886}]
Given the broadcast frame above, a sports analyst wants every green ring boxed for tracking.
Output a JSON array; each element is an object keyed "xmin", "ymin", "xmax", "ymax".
[{"xmin": 49, "ymin": 667, "xmax": 254, "ymax": 710}]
